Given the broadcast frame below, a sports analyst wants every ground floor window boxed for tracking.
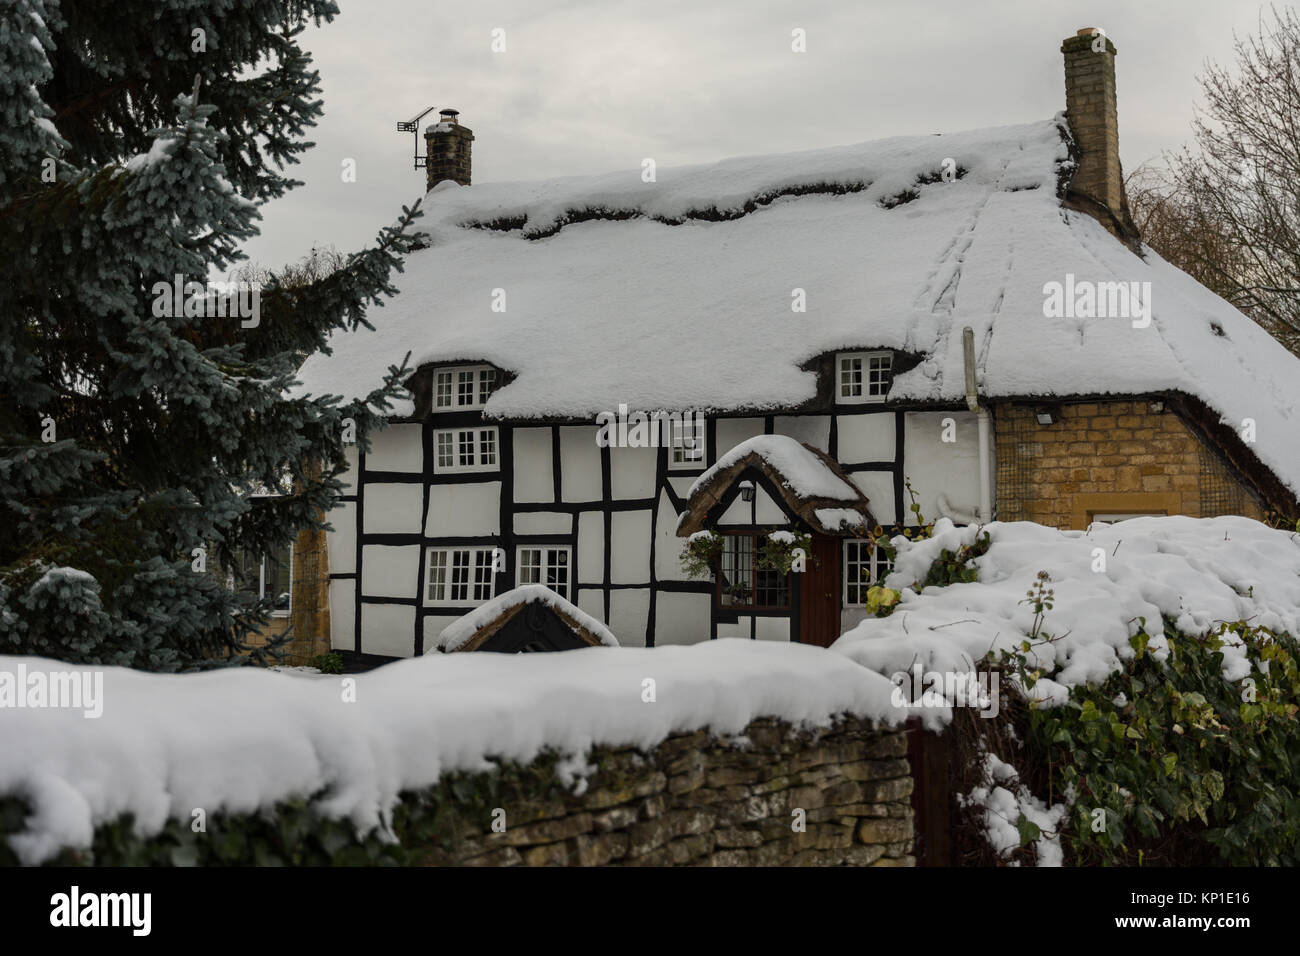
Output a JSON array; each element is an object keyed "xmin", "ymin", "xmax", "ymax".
[
  {"xmin": 426, "ymin": 547, "xmax": 497, "ymax": 605},
  {"xmin": 232, "ymin": 544, "xmax": 292, "ymax": 615},
  {"xmin": 843, "ymin": 538, "xmax": 890, "ymax": 606},
  {"xmin": 717, "ymin": 533, "xmax": 790, "ymax": 609},
  {"xmin": 517, "ymin": 545, "xmax": 571, "ymax": 599}
]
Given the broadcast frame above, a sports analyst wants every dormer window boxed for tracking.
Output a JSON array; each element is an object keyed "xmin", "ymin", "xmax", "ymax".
[
  {"xmin": 837, "ymin": 351, "xmax": 892, "ymax": 404},
  {"xmin": 434, "ymin": 364, "xmax": 496, "ymax": 411}
]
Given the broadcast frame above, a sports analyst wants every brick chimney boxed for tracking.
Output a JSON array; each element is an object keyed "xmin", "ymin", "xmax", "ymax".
[
  {"xmin": 1060, "ymin": 29, "xmax": 1140, "ymax": 248},
  {"xmin": 424, "ymin": 108, "xmax": 473, "ymax": 191}
]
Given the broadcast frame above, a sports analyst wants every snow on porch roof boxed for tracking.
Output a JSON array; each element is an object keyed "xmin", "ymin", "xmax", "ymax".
[
  {"xmin": 676, "ymin": 435, "xmax": 875, "ymax": 536},
  {"xmin": 437, "ymin": 584, "xmax": 619, "ymax": 653},
  {"xmin": 295, "ymin": 116, "xmax": 1300, "ymax": 499}
]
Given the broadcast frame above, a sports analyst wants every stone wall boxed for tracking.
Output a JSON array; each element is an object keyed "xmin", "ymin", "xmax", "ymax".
[
  {"xmin": 994, "ymin": 399, "xmax": 1264, "ymax": 529},
  {"xmin": 417, "ymin": 715, "xmax": 914, "ymax": 866}
]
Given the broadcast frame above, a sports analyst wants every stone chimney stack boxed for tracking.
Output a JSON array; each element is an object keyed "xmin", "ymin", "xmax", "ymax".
[
  {"xmin": 424, "ymin": 108, "xmax": 473, "ymax": 191},
  {"xmin": 1060, "ymin": 29, "xmax": 1139, "ymax": 247}
]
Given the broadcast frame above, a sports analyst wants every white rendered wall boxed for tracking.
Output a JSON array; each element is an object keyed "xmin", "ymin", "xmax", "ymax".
[
  {"xmin": 836, "ymin": 411, "xmax": 896, "ymax": 464},
  {"xmin": 329, "ymin": 579, "xmax": 355, "ymax": 650},
  {"xmin": 365, "ymin": 423, "xmax": 423, "ymax": 473},
  {"xmin": 610, "ymin": 510, "xmax": 652, "ymax": 584},
  {"xmin": 654, "ymin": 490, "xmax": 692, "ymax": 582},
  {"xmin": 849, "ymin": 471, "xmax": 896, "ymax": 526},
  {"xmin": 903, "ymin": 410, "xmax": 980, "ymax": 524},
  {"xmin": 653, "ymin": 591, "xmax": 712, "ymax": 645},
  {"xmin": 610, "ymin": 588, "xmax": 650, "ymax": 647},
  {"xmin": 360, "ymin": 544, "xmax": 420, "ymax": 598},
  {"xmin": 560, "ymin": 426, "xmax": 602, "ymax": 502},
  {"xmin": 577, "ymin": 511, "xmax": 604, "ymax": 584},
  {"xmin": 753, "ymin": 487, "xmax": 789, "ymax": 525},
  {"xmin": 715, "ymin": 418, "xmax": 764, "ymax": 457},
  {"xmin": 326, "ymin": 500, "xmax": 357, "ymax": 574},
  {"xmin": 514, "ymin": 511, "xmax": 572, "ymax": 535},
  {"xmin": 755, "ymin": 616, "xmax": 790, "ymax": 642},
  {"xmin": 512, "ymin": 428, "xmax": 554, "ymax": 503},
  {"xmin": 424, "ymin": 482, "xmax": 501, "ymax": 537},
  {"xmin": 610, "ymin": 445, "xmax": 656, "ymax": 500},
  {"xmin": 577, "ymin": 588, "xmax": 605, "ymax": 624},
  {"xmin": 360, "ymin": 602, "xmax": 415, "ymax": 657},
  {"xmin": 339, "ymin": 446, "xmax": 359, "ymax": 495},
  {"xmin": 362, "ymin": 483, "xmax": 424, "ymax": 535},
  {"xmin": 774, "ymin": 415, "xmax": 830, "ymax": 452},
  {"xmin": 422, "ymin": 614, "xmax": 463, "ymax": 653},
  {"xmin": 716, "ymin": 616, "xmax": 751, "ymax": 639}
]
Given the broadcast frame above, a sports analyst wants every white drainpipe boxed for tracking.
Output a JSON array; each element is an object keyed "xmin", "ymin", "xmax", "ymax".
[{"xmin": 962, "ymin": 327, "xmax": 993, "ymax": 522}]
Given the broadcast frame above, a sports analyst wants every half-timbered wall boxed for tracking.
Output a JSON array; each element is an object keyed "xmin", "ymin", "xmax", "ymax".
[{"xmin": 327, "ymin": 405, "xmax": 984, "ymax": 657}]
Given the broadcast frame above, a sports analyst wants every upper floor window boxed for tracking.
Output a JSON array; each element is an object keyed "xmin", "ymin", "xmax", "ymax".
[
  {"xmin": 434, "ymin": 365, "xmax": 497, "ymax": 411},
  {"xmin": 837, "ymin": 351, "xmax": 892, "ymax": 404},
  {"xmin": 668, "ymin": 416, "xmax": 706, "ymax": 470},
  {"xmin": 843, "ymin": 538, "xmax": 891, "ymax": 606},
  {"xmin": 434, "ymin": 426, "xmax": 499, "ymax": 474}
]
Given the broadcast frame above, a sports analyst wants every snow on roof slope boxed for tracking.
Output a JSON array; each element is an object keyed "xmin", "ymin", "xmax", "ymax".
[
  {"xmin": 295, "ymin": 116, "xmax": 1300, "ymax": 496},
  {"xmin": 0, "ymin": 641, "xmax": 902, "ymax": 863},
  {"xmin": 832, "ymin": 515, "xmax": 1300, "ymax": 728},
  {"xmin": 436, "ymin": 583, "xmax": 619, "ymax": 651}
]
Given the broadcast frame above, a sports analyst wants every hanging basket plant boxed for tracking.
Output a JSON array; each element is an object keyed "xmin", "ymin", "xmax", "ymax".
[
  {"xmin": 680, "ymin": 530, "xmax": 725, "ymax": 579},
  {"xmin": 757, "ymin": 530, "xmax": 812, "ymax": 574}
]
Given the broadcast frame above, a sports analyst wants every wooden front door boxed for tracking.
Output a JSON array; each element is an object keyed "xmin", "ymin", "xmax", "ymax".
[{"xmin": 798, "ymin": 534, "xmax": 841, "ymax": 647}]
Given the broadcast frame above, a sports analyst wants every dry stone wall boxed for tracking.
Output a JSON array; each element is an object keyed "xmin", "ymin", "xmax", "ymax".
[{"xmin": 418, "ymin": 715, "xmax": 914, "ymax": 867}]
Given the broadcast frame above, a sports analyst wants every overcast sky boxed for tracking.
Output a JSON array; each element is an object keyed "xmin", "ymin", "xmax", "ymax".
[{"xmin": 234, "ymin": 0, "xmax": 1277, "ymax": 272}]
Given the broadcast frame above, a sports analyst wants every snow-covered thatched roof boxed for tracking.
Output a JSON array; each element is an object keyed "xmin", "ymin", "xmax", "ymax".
[{"xmin": 296, "ymin": 116, "xmax": 1300, "ymax": 499}]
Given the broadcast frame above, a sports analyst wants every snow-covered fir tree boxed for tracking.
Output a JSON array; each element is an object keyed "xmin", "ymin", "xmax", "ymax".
[{"xmin": 0, "ymin": 0, "xmax": 419, "ymax": 669}]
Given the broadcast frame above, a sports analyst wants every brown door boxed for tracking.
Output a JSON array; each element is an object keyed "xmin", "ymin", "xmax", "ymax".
[{"xmin": 799, "ymin": 534, "xmax": 841, "ymax": 647}]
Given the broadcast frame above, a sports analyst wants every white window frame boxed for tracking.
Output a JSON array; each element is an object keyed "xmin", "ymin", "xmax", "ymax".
[
  {"xmin": 515, "ymin": 545, "xmax": 572, "ymax": 600},
  {"xmin": 836, "ymin": 351, "xmax": 892, "ymax": 405},
  {"xmin": 842, "ymin": 538, "xmax": 890, "ymax": 607},
  {"xmin": 424, "ymin": 546, "xmax": 498, "ymax": 606},
  {"xmin": 667, "ymin": 416, "xmax": 706, "ymax": 471},
  {"xmin": 433, "ymin": 364, "xmax": 497, "ymax": 411},
  {"xmin": 433, "ymin": 426, "xmax": 499, "ymax": 474}
]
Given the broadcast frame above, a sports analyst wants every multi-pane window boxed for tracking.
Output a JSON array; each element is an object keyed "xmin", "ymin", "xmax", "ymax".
[
  {"xmin": 516, "ymin": 546, "xmax": 571, "ymax": 599},
  {"xmin": 426, "ymin": 547, "xmax": 498, "ymax": 605},
  {"xmin": 231, "ymin": 544, "xmax": 292, "ymax": 615},
  {"xmin": 843, "ymin": 538, "xmax": 892, "ymax": 606},
  {"xmin": 433, "ymin": 426, "xmax": 499, "ymax": 474},
  {"xmin": 433, "ymin": 365, "xmax": 496, "ymax": 410},
  {"xmin": 717, "ymin": 534, "xmax": 789, "ymax": 609},
  {"xmin": 837, "ymin": 351, "xmax": 892, "ymax": 404},
  {"xmin": 669, "ymin": 416, "xmax": 706, "ymax": 469}
]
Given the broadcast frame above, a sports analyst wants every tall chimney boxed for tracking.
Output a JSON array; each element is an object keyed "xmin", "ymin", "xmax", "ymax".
[
  {"xmin": 1060, "ymin": 29, "xmax": 1139, "ymax": 247},
  {"xmin": 424, "ymin": 108, "xmax": 473, "ymax": 191}
]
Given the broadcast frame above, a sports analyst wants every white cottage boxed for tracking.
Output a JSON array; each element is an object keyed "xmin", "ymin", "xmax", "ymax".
[{"xmin": 292, "ymin": 30, "xmax": 1300, "ymax": 665}]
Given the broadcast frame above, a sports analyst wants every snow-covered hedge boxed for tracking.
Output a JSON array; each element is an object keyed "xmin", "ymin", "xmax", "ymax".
[{"xmin": 834, "ymin": 515, "xmax": 1300, "ymax": 865}]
